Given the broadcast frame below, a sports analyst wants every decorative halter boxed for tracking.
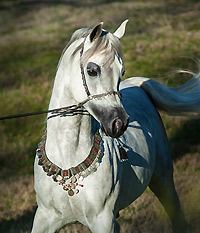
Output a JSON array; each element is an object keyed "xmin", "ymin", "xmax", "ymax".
[
  {"xmin": 79, "ymin": 43, "xmax": 121, "ymax": 99},
  {"xmin": 37, "ymin": 130, "xmax": 103, "ymax": 196},
  {"xmin": 80, "ymin": 47, "xmax": 91, "ymax": 96}
]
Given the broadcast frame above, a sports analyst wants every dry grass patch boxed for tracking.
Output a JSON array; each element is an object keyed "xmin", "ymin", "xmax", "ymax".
[{"xmin": 0, "ymin": 176, "xmax": 35, "ymax": 220}]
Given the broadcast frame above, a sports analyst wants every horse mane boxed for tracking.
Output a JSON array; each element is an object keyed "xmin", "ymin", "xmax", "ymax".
[{"xmin": 59, "ymin": 27, "xmax": 123, "ymax": 68}]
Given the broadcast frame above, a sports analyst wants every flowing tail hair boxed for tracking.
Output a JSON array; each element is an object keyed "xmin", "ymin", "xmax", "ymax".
[{"xmin": 121, "ymin": 70, "xmax": 200, "ymax": 118}]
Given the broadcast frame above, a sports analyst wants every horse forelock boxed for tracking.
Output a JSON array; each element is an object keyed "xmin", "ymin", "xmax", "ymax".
[
  {"xmin": 82, "ymin": 32, "xmax": 123, "ymax": 68},
  {"xmin": 59, "ymin": 27, "xmax": 123, "ymax": 69}
]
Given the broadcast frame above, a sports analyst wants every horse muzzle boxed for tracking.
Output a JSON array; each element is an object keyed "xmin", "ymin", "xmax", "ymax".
[{"xmin": 98, "ymin": 107, "xmax": 129, "ymax": 138}]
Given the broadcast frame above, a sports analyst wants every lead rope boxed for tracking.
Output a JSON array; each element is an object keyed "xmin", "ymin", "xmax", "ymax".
[
  {"xmin": 0, "ymin": 45, "xmax": 122, "ymax": 121},
  {"xmin": 0, "ymin": 91, "xmax": 121, "ymax": 121}
]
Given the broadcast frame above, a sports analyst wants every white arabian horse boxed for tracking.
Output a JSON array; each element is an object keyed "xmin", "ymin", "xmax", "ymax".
[{"xmin": 32, "ymin": 20, "xmax": 200, "ymax": 233}]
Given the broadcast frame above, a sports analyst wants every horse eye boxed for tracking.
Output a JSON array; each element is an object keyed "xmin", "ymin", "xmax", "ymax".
[{"xmin": 87, "ymin": 62, "xmax": 101, "ymax": 77}]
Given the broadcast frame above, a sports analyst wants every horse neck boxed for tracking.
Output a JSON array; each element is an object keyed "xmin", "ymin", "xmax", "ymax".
[
  {"xmin": 46, "ymin": 113, "xmax": 95, "ymax": 169},
  {"xmin": 45, "ymin": 41, "xmax": 97, "ymax": 169}
]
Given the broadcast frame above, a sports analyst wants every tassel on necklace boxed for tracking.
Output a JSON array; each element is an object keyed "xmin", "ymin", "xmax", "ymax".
[{"xmin": 116, "ymin": 139, "xmax": 128, "ymax": 161}]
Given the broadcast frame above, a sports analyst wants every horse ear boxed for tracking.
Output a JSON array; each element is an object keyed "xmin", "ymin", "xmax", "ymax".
[
  {"xmin": 113, "ymin": 19, "xmax": 129, "ymax": 39},
  {"xmin": 89, "ymin": 22, "xmax": 103, "ymax": 42}
]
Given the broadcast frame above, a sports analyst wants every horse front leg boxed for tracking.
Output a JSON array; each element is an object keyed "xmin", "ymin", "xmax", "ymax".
[
  {"xmin": 89, "ymin": 208, "xmax": 120, "ymax": 233},
  {"xmin": 31, "ymin": 205, "xmax": 64, "ymax": 233}
]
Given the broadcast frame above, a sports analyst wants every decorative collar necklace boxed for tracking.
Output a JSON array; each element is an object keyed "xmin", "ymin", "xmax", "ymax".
[{"xmin": 36, "ymin": 130, "xmax": 103, "ymax": 196}]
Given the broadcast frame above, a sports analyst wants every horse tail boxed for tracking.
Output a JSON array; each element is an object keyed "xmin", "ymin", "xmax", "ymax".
[
  {"xmin": 140, "ymin": 71, "xmax": 200, "ymax": 118},
  {"xmin": 121, "ymin": 71, "xmax": 200, "ymax": 118}
]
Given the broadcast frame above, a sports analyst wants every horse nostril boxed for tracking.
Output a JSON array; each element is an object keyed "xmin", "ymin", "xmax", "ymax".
[
  {"xmin": 112, "ymin": 118, "xmax": 123, "ymax": 133},
  {"xmin": 111, "ymin": 116, "xmax": 129, "ymax": 137}
]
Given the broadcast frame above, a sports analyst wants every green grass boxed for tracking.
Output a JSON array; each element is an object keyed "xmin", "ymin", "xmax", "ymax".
[{"xmin": 0, "ymin": 0, "xmax": 200, "ymax": 232}]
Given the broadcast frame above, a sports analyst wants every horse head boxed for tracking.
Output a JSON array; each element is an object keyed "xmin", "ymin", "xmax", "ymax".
[{"xmin": 59, "ymin": 20, "xmax": 129, "ymax": 138}]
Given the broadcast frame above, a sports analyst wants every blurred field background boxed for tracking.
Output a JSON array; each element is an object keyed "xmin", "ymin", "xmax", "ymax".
[{"xmin": 0, "ymin": 0, "xmax": 200, "ymax": 232}]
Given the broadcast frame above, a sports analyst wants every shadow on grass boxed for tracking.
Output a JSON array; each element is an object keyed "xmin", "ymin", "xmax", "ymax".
[
  {"xmin": 169, "ymin": 119, "xmax": 200, "ymax": 160},
  {"xmin": 0, "ymin": 206, "xmax": 36, "ymax": 233},
  {"xmin": 0, "ymin": 0, "xmax": 123, "ymax": 10},
  {"xmin": 0, "ymin": 0, "xmax": 197, "ymax": 11}
]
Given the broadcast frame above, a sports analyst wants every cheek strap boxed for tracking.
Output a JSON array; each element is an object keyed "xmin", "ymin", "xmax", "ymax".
[{"xmin": 80, "ymin": 47, "xmax": 91, "ymax": 97}]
